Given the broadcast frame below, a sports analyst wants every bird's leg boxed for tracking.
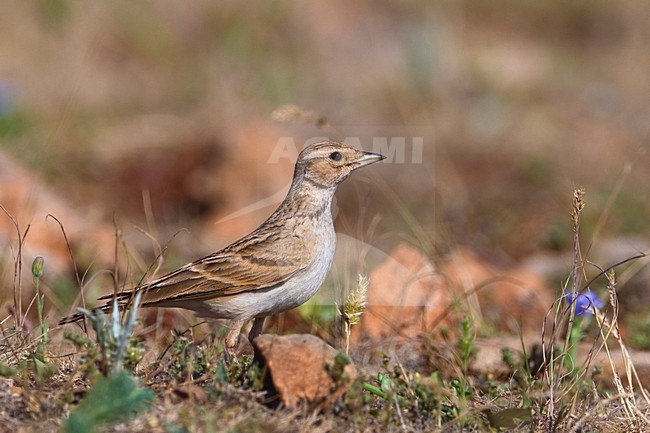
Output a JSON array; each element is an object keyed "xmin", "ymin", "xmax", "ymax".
[
  {"xmin": 225, "ymin": 319, "xmax": 245, "ymax": 357},
  {"xmin": 248, "ymin": 316, "xmax": 266, "ymax": 343},
  {"xmin": 249, "ymin": 316, "xmax": 266, "ymax": 364}
]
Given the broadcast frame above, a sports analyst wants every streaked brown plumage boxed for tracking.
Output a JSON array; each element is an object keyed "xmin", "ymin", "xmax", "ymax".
[{"xmin": 60, "ymin": 140, "xmax": 384, "ymax": 354}]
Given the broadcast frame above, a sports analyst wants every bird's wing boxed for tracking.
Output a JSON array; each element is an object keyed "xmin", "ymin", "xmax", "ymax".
[{"xmin": 99, "ymin": 232, "xmax": 311, "ymax": 306}]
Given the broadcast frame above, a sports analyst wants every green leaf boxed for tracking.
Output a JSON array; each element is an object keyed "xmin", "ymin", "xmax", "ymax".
[
  {"xmin": 214, "ymin": 361, "xmax": 229, "ymax": 384},
  {"xmin": 0, "ymin": 363, "xmax": 16, "ymax": 378},
  {"xmin": 362, "ymin": 382, "xmax": 386, "ymax": 398},
  {"xmin": 483, "ymin": 407, "xmax": 533, "ymax": 430},
  {"xmin": 63, "ymin": 371, "xmax": 154, "ymax": 433}
]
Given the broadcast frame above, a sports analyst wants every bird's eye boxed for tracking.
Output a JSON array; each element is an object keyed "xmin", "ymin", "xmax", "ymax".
[{"xmin": 329, "ymin": 151, "xmax": 342, "ymax": 161}]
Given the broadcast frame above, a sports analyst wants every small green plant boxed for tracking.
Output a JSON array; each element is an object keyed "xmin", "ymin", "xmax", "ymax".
[
  {"xmin": 500, "ymin": 345, "xmax": 535, "ymax": 390},
  {"xmin": 62, "ymin": 370, "xmax": 154, "ymax": 433},
  {"xmin": 158, "ymin": 330, "xmax": 260, "ymax": 389},
  {"xmin": 212, "ymin": 352, "xmax": 259, "ymax": 388},
  {"xmin": 360, "ymin": 356, "xmax": 463, "ymax": 427},
  {"xmin": 326, "ymin": 352, "xmax": 352, "ymax": 384},
  {"xmin": 482, "ymin": 407, "xmax": 533, "ymax": 431},
  {"xmin": 0, "ymin": 363, "xmax": 17, "ymax": 378},
  {"xmin": 167, "ymin": 331, "xmax": 211, "ymax": 381},
  {"xmin": 32, "ymin": 256, "xmax": 48, "ymax": 361},
  {"xmin": 456, "ymin": 316, "xmax": 475, "ymax": 376},
  {"xmin": 77, "ymin": 292, "xmax": 144, "ymax": 376},
  {"xmin": 452, "ymin": 316, "xmax": 476, "ymax": 403},
  {"xmin": 64, "ymin": 331, "xmax": 100, "ymax": 378},
  {"xmin": 15, "ymin": 256, "xmax": 59, "ymax": 383},
  {"xmin": 63, "ymin": 291, "xmax": 153, "ymax": 433}
]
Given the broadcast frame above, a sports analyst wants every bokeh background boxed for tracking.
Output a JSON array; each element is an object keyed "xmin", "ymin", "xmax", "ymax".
[{"xmin": 0, "ymin": 1, "xmax": 648, "ymax": 348}]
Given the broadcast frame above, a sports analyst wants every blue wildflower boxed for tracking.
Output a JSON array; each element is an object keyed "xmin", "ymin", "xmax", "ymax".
[{"xmin": 565, "ymin": 290, "xmax": 604, "ymax": 317}]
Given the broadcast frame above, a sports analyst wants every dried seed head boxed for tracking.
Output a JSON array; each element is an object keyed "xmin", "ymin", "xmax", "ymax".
[
  {"xmin": 344, "ymin": 275, "xmax": 368, "ymax": 326},
  {"xmin": 271, "ymin": 104, "xmax": 329, "ymax": 129},
  {"xmin": 571, "ymin": 187, "xmax": 586, "ymax": 227}
]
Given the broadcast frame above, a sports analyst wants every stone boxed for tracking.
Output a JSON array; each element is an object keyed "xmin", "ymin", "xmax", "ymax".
[
  {"xmin": 439, "ymin": 247, "xmax": 554, "ymax": 335},
  {"xmin": 0, "ymin": 151, "xmax": 115, "ymax": 281},
  {"xmin": 359, "ymin": 244, "xmax": 452, "ymax": 340},
  {"xmin": 356, "ymin": 244, "xmax": 555, "ymax": 343},
  {"xmin": 253, "ymin": 334, "xmax": 356, "ymax": 410}
]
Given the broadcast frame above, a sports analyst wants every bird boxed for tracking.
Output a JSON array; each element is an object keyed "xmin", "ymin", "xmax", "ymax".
[{"xmin": 60, "ymin": 140, "xmax": 385, "ymax": 355}]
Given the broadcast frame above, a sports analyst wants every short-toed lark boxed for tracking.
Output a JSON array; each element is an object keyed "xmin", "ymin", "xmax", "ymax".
[{"xmin": 60, "ymin": 140, "xmax": 385, "ymax": 354}]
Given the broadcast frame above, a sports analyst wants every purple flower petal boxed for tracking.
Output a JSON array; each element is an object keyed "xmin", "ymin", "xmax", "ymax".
[{"xmin": 565, "ymin": 289, "xmax": 604, "ymax": 317}]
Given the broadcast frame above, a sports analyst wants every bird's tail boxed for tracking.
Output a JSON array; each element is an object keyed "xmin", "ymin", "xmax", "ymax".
[
  {"xmin": 58, "ymin": 303, "xmax": 112, "ymax": 325},
  {"xmin": 58, "ymin": 292, "xmax": 136, "ymax": 325}
]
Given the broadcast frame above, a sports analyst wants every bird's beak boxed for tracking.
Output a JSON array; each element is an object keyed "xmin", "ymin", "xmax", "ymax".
[{"xmin": 356, "ymin": 151, "xmax": 386, "ymax": 167}]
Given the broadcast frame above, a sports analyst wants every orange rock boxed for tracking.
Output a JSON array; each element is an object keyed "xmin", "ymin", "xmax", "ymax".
[
  {"xmin": 359, "ymin": 243, "xmax": 452, "ymax": 340},
  {"xmin": 357, "ymin": 244, "xmax": 554, "ymax": 342},
  {"xmin": 440, "ymin": 248, "xmax": 554, "ymax": 335},
  {"xmin": 253, "ymin": 334, "xmax": 357, "ymax": 410},
  {"xmin": 0, "ymin": 152, "xmax": 115, "ymax": 280},
  {"xmin": 0, "ymin": 152, "xmax": 121, "ymax": 328}
]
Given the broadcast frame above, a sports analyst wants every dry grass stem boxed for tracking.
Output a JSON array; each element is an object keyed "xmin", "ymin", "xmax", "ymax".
[{"xmin": 271, "ymin": 104, "xmax": 330, "ymax": 130}]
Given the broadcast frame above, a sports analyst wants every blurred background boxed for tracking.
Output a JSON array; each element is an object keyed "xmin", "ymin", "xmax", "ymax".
[{"xmin": 0, "ymin": 1, "xmax": 648, "ymax": 349}]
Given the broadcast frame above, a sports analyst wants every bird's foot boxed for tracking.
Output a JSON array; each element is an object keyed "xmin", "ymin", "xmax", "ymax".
[{"xmin": 224, "ymin": 319, "xmax": 245, "ymax": 361}]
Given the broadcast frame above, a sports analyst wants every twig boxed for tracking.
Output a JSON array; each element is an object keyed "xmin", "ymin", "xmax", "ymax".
[
  {"xmin": 47, "ymin": 213, "xmax": 87, "ymax": 333},
  {"xmin": 0, "ymin": 205, "xmax": 30, "ymax": 331}
]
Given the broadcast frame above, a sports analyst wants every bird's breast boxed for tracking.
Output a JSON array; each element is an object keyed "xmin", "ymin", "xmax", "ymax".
[{"xmin": 275, "ymin": 217, "xmax": 336, "ymax": 312}]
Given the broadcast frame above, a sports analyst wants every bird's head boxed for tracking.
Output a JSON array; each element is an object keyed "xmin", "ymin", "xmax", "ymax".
[{"xmin": 294, "ymin": 140, "xmax": 385, "ymax": 189}]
